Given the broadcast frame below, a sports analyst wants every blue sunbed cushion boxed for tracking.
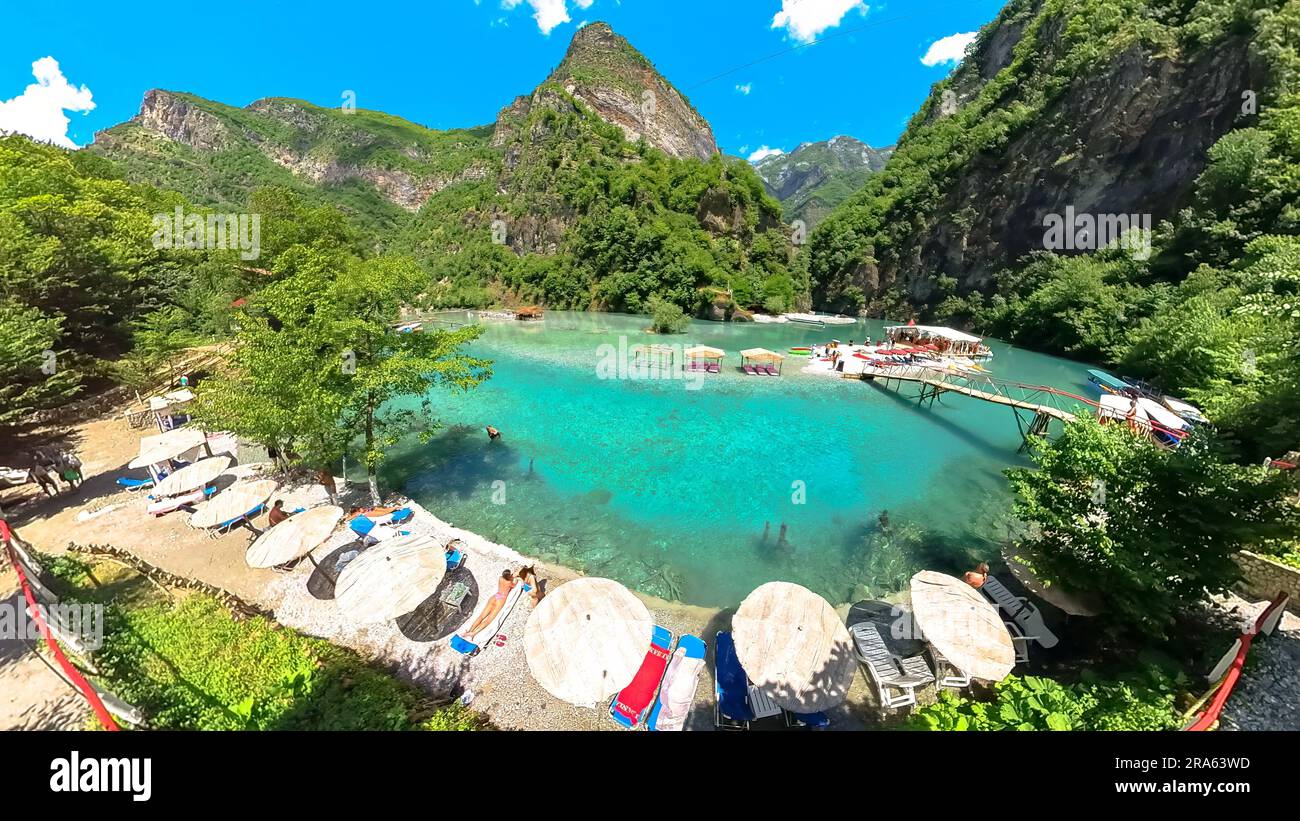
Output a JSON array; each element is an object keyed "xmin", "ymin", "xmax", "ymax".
[
  {"xmin": 450, "ymin": 634, "xmax": 477, "ymax": 655},
  {"xmin": 349, "ymin": 516, "xmax": 376, "ymax": 536},
  {"xmin": 677, "ymin": 634, "xmax": 706, "ymax": 660},
  {"xmin": 390, "ymin": 507, "xmax": 414, "ymax": 524},
  {"xmin": 715, "ymin": 631, "xmax": 755, "ymax": 722}
]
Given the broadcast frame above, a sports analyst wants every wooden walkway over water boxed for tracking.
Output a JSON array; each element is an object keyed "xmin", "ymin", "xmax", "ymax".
[{"xmin": 855, "ymin": 364, "xmax": 1092, "ymax": 446}]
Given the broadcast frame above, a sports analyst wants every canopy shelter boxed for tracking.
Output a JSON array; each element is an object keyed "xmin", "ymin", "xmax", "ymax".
[
  {"xmin": 631, "ymin": 344, "xmax": 676, "ymax": 371},
  {"xmin": 189, "ymin": 479, "xmax": 278, "ymax": 530},
  {"xmin": 910, "ymin": 571, "xmax": 1015, "ymax": 682},
  {"xmin": 886, "ymin": 325, "xmax": 987, "ymax": 357},
  {"xmin": 245, "ymin": 505, "xmax": 345, "ymax": 569},
  {"xmin": 146, "ymin": 388, "xmax": 196, "ymax": 432},
  {"xmin": 1097, "ymin": 394, "xmax": 1150, "ymax": 428},
  {"xmin": 1087, "ymin": 369, "xmax": 1131, "ymax": 394},
  {"xmin": 740, "ymin": 348, "xmax": 785, "ymax": 376},
  {"xmin": 1003, "ymin": 549, "xmax": 1102, "ymax": 617},
  {"xmin": 524, "ymin": 577, "xmax": 653, "ymax": 707},
  {"xmin": 334, "ymin": 533, "xmax": 445, "ymax": 622},
  {"xmin": 128, "ymin": 427, "xmax": 211, "ymax": 471},
  {"xmin": 684, "ymin": 345, "xmax": 725, "ymax": 373},
  {"xmin": 153, "ymin": 455, "xmax": 231, "ymax": 499},
  {"xmin": 732, "ymin": 581, "xmax": 856, "ymax": 713}
]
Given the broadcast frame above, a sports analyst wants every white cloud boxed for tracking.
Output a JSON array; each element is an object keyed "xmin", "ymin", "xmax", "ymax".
[
  {"xmin": 0, "ymin": 57, "xmax": 94, "ymax": 149},
  {"xmin": 921, "ymin": 31, "xmax": 977, "ymax": 67},
  {"xmin": 735, "ymin": 83, "xmax": 752, "ymax": 95},
  {"xmin": 501, "ymin": 0, "xmax": 590, "ymax": 34},
  {"xmin": 748, "ymin": 146, "xmax": 784, "ymax": 163},
  {"xmin": 772, "ymin": 0, "xmax": 869, "ymax": 44}
]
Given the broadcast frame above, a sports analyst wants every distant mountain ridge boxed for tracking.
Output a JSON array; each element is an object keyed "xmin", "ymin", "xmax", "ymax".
[
  {"xmin": 87, "ymin": 22, "xmax": 795, "ymax": 317},
  {"xmin": 753, "ymin": 136, "xmax": 892, "ymax": 229}
]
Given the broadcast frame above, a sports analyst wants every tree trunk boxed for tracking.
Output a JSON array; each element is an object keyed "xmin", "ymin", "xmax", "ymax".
[
  {"xmin": 317, "ymin": 468, "xmax": 338, "ymax": 505},
  {"xmin": 364, "ymin": 400, "xmax": 380, "ymax": 506}
]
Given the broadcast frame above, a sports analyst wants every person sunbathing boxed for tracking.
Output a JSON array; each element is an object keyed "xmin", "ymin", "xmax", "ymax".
[
  {"xmin": 964, "ymin": 562, "xmax": 990, "ymax": 589},
  {"xmin": 460, "ymin": 569, "xmax": 519, "ymax": 638}
]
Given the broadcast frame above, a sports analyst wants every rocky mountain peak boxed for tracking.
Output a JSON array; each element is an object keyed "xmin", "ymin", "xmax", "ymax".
[{"xmin": 539, "ymin": 21, "xmax": 718, "ymax": 161}]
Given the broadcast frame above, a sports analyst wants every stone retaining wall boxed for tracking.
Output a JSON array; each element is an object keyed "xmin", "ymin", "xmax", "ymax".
[{"xmin": 1234, "ymin": 551, "xmax": 1300, "ymax": 614}]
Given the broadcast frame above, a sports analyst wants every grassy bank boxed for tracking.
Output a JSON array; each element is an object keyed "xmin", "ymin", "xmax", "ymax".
[{"xmin": 45, "ymin": 554, "xmax": 485, "ymax": 731}]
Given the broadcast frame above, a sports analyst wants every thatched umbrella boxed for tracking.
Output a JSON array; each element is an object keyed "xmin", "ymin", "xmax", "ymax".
[
  {"xmin": 189, "ymin": 479, "xmax": 278, "ymax": 530},
  {"xmin": 1003, "ymin": 549, "xmax": 1102, "ymax": 617},
  {"xmin": 129, "ymin": 427, "xmax": 209, "ymax": 469},
  {"xmin": 245, "ymin": 505, "xmax": 345, "ymax": 569},
  {"xmin": 732, "ymin": 581, "xmax": 856, "ymax": 713},
  {"xmin": 153, "ymin": 456, "xmax": 231, "ymax": 498},
  {"xmin": 335, "ymin": 534, "xmax": 445, "ymax": 622},
  {"xmin": 525, "ymin": 578, "xmax": 652, "ymax": 707},
  {"xmin": 910, "ymin": 571, "xmax": 1015, "ymax": 682}
]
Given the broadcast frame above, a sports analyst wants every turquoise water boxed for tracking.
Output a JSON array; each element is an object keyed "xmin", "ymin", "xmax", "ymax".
[{"xmin": 378, "ymin": 311, "xmax": 1099, "ymax": 608}]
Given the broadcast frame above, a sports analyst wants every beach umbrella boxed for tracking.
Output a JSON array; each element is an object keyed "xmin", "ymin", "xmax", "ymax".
[
  {"xmin": 525, "ymin": 577, "xmax": 653, "ymax": 707},
  {"xmin": 245, "ymin": 505, "xmax": 345, "ymax": 569},
  {"xmin": 128, "ymin": 427, "xmax": 208, "ymax": 469},
  {"xmin": 189, "ymin": 479, "xmax": 278, "ymax": 530},
  {"xmin": 1003, "ymin": 550, "xmax": 1101, "ymax": 618},
  {"xmin": 732, "ymin": 581, "xmax": 856, "ymax": 713},
  {"xmin": 910, "ymin": 571, "xmax": 1015, "ymax": 682},
  {"xmin": 334, "ymin": 533, "xmax": 445, "ymax": 622},
  {"xmin": 153, "ymin": 455, "xmax": 231, "ymax": 498}
]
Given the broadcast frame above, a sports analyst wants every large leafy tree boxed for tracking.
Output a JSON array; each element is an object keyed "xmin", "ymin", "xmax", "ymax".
[
  {"xmin": 0, "ymin": 300, "xmax": 81, "ymax": 424},
  {"xmin": 195, "ymin": 245, "xmax": 490, "ymax": 504},
  {"xmin": 1005, "ymin": 418, "xmax": 1300, "ymax": 636}
]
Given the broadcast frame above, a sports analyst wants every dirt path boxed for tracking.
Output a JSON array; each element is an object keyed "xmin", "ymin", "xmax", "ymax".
[{"xmin": 0, "ymin": 568, "xmax": 88, "ymax": 730}]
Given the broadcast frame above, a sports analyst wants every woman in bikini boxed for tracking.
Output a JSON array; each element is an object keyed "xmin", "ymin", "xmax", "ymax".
[{"xmin": 461, "ymin": 569, "xmax": 519, "ymax": 638}]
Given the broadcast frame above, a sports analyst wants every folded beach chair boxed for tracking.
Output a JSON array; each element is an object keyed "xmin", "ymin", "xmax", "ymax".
[
  {"xmin": 450, "ymin": 581, "xmax": 531, "ymax": 656},
  {"xmin": 714, "ymin": 631, "xmax": 756, "ymax": 730},
  {"xmin": 849, "ymin": 621, "xmax": 932, "ymax": 711},
  {"xmin": 610, "ymin": 625, "xmax": 674, "ymax": 729},
  {"xmin": 979, "ymin": 575, "xmax": 1058, "ymax": 649},
  {"xmin": 648, "ymin": 634, "xmax": 706, "ymax": 732}
]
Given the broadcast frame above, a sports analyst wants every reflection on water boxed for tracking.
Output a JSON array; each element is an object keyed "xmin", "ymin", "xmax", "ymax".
[{"xmin": 378, "ymin": 311, "xmax": 1097, "ymax": 608}]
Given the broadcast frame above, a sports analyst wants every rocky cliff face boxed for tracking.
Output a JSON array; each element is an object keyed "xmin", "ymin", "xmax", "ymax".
[
  {"xmin": 808, "ymin": 0, "xmax": 1266, "ymax": 311},
  {"xmin": 539, "ymin": 22, "xmax": 718, "ymax": 161},
  {"xmin": 754, "ymin": 136, "xmax": 891, "ymax": 228},
  {"xmin": 91, "ymin": 90, "xmax": 494, "ymax": 217}
]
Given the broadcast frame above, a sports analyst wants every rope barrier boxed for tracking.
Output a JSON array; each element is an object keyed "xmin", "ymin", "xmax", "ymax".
[{"xmin": 1, "ymin": 520, "xmax": 120, "ymax": 731}]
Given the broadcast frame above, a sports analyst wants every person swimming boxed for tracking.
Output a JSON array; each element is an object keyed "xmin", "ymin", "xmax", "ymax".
[{"xmin": 486, "ymin": 426, "xmax": 502, "ymax": 441}]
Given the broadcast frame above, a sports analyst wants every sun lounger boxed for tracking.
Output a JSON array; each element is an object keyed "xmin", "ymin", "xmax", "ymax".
[
  {"xmin": 146, "ymin": 485, "xmax": 216, "ymax": 516},
  {"xmin": 928, "ymin": 645, "xmax": 971, "ymax": 689},
  {"xmin": 850, "ymin": 621, "xmax": 932, "ymax": 711},
  {"xmin": 761, "ymin": 364, "xmax": 778, "ymax": 376},
  {"xmin": 979, "ymin": 575, "xmax": 1058, "ymax": 648},
  {"xmin": 450, "ymin": 580, "xmax": 531, "ymax": 656},
  {"xmin": 445, "ymin": 547, "xmax": 466, "ymax": 571},
  {"xmin": 116, "ymin": 477, "xmax": 155, "ymax": 491},
  {"xmin": 1005, "ymin": 620, "xmax": 1035, "ymax": 664},
  {"xmin": 707, "ymin": 363, "xmax": 720, "ymax": 374},
  {"xmin": 209, "ymin": 503, "xmax": 265, "ymax": 537},
  {"xmin": 714, "ymin": 631, "xmax": 755, "ymax": 729},
  {"xmin": 742, "ymin": 364, "xmax": 758, "ymax": 376},
  {"xmin": 747, "ymin": 684, "xmax": 782, "ymax": 718},
  {"xmin": 648, "ymin": 634, "xmax": 706, "ymax": 731},
  {"xmin": 610, "ymin": 625, "xmax": 674, "ymax": 729}
]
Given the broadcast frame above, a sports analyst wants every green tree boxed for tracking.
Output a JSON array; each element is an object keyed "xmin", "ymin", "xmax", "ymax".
[
  {"xmin": 1005, "ymin": 418, "xmax": 1300, "ymax": 635},
  {"xmin": 0, "ymin": 301, "xmax": 81, "ymax": 424}
]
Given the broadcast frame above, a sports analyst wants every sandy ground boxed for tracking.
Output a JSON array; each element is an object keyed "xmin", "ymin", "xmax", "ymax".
[
  {"xmin": 2, "ymin": 412, "xmax": 881, "ymax": 731},
  {"xmin": 7, "ymin": 410, "xmax": 1292, "ymax": 732}
]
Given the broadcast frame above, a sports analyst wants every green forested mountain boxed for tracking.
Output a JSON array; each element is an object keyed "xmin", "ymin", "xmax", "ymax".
[
  {"xmin": 806, "ymin": 0, "xmax": 1299, "ymax": 458},
  {"xmin": 754, "ymin": 136, "xmax": 892, "ymax": 230},
  {"xmin": 87, "ymin": 22, "xmax": 798, "ymax": 318}
]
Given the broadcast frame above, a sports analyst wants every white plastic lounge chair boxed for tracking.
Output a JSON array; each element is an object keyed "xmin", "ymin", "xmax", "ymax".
[
  {"xmin": 450, "ymin": 580, "xmax": 530, "ymax": 655},
  {"xmin": 849, "ymin": 622, "xmax": 931, "ymax": 711},
  {"xmin": 928, "ymin": 645, "xmax": 972, "ymax": 689},
  {"xmin": 979, "ymin": 575, "xmax": 1059, "ymax": 649}
]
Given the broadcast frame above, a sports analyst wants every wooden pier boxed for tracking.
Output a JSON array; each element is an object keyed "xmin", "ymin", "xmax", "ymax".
[{"xmin": 859, "ymin": 365, "xmax": 1085, "ymax": 448}]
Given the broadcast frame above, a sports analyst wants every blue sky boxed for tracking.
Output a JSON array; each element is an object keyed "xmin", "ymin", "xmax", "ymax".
[{"xmin": 1, "ymin": 0, "xmax": 1005, "ymax": 159}]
